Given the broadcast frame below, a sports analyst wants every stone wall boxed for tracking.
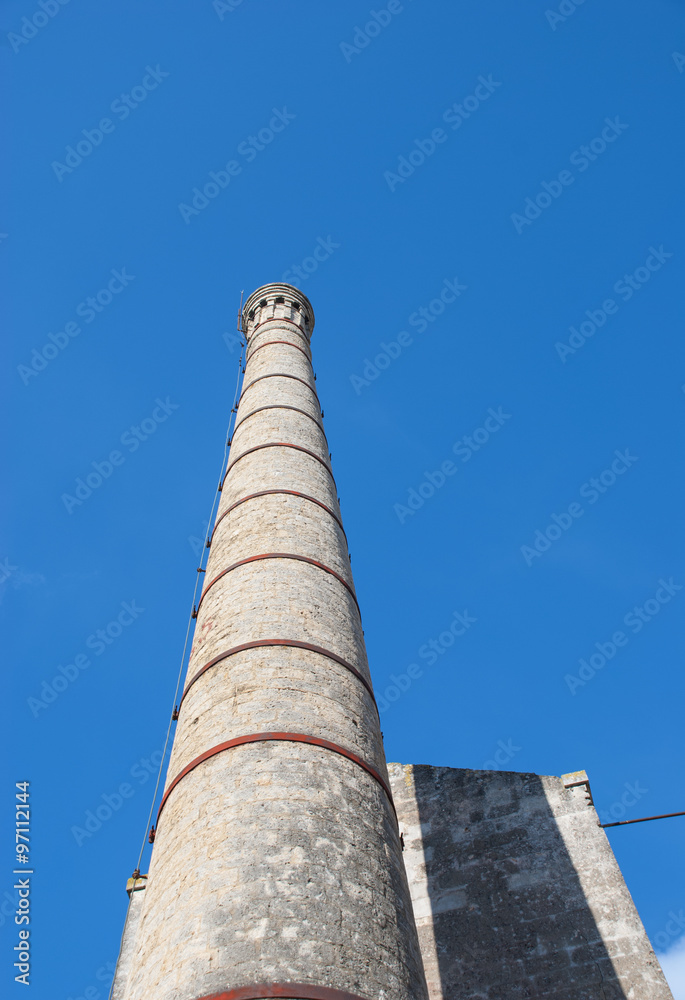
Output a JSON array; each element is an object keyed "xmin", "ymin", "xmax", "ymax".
[{"xmin": 390, "ymin": 763, "xmax": 673, "ymax": 1000}]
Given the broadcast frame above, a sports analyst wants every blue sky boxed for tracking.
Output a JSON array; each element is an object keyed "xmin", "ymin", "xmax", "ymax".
[{"xmin": 2, "ymin": 0, "xmax": 685, "ymax": 997}]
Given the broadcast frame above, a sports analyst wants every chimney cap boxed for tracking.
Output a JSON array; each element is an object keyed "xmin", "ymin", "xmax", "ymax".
[{"xmin": 242, "ymin": 283, "xmax": 315, "ymax": 340}]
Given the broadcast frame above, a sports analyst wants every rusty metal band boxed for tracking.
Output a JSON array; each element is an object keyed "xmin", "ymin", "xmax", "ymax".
[
  {"xmin": 196, "ymin": 553, "xmax": 359, "ymax": 617},
  {"xmin": 224, "ymin": 442, "xmax": 333, "ymax": 481},
  {"xmin": 246, "ymin": 340, "xmax": 312, "ymax": 364},
  {"xmin": 239, "ymin": 373, "xmax": 318, "ymax": 405},
  {"xmin": 210, "ymin": 490, "xmax": 344, "ymax": 543},
  {"xmin": 157, "ymin": 733, "xmax": 395, "ymax": 827},
  {"xmin": 247, "ymin": 324, "xmax": 311, "ymax": 355},
  {"xmin": 233, "ymin": 404, "xmax": 326, "ymax": 439},
  {"xmin": 179, "ymin": 639, "xmax": 376, "ymax": 709},
  {"xmin": 197, "ymin": 986, "xmax": 371, "ymax": 1000}
]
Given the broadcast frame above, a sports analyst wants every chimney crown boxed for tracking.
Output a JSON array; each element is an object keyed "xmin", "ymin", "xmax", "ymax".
[{"xmin": 242, "ymin": 282, "xmax": 315, "ymax": 342}]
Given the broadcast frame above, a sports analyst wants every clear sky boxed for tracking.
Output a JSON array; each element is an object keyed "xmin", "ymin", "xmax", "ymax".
[{"xmin": 2, "ymin": 1, "xmax": 685, "ymax": 997}]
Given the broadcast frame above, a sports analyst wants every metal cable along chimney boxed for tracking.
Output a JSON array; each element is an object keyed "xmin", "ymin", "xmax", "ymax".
[{"xmin": 112, "ymin": 284, "xmax": 429, "ymax": 1000}]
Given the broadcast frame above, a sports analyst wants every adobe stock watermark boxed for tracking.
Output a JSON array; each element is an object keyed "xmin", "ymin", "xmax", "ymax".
[
  {"xmin": 546, "ymin": 0, "xmax": 591, "ymax": 31},
  {"xmin": 597, "ymin": 779, "xmax": 648, "ymax": 825},
  {"xmin": 0, "ymin": 888, "xmax": 21, "ymax": 929},
  {"xmin": 481, "ymin": 738, "xmax": 522, "ymax": 771},
  {"xmin": 510, "ymin": 117, "xmax": 629, "ymax": 234},
  {"xmin": 654, "ymin": 910, "xmax": 685, "ymax": 956},
  {"xmin": 70, "ymin": 748, "xmax": 164, "ymax": 847},
  {"xmin": 377, "ymin": 609, "xmax": 477, "ymax": 713},
  {"xmin": 349, "ymin": 277, "xmax": 467, "ymax": 394},
  {"xmin": 520, "ymin": 449, "xmax": 637, "ymax": 566},
  {"xmin": 0, "ymin": 561, "xmax": 44, "ymax": 598},
  {"xmin": 281, "ymin": 236, "xmax": 340, "ymax": 285},
  {"xmin": 555, "ymin": 246, "xmax": 673, "ymax": 363},
  {"xmin": 27, "ymin": 601, "xmax": 145, "ymax": 717},
  {"xmin": 394, "ymin": 407, "xmax": 511, "ymax": 524},
  {"xmin": 564, "ymin": 578, "xmax": 681, "ymax": 694},
  {"xmin": 52, "ymin": 67, "xmax": 169, "ymax": 181},
  {"xmin": 188, "ymin": 519, "xmax": 210, "ymax": 557},
  {"xmin": 178, "ymin": 107, "xmax": 296, "ymax": 224},
  {"xmin": 340, "ymin": 1, "xmax": 411, "ymax": 62},
  {"xmin": 63, "ymin": 961, "xmax": 117, "ymax": 1000},
  {"xmin": 17, "ymin": 268, "xmax": 135, "ymax": 385},
  {"xmin": 0, "ymin": 557, "xmax": 18, "ymax": 584},
  {"xmin": 213, "ymin": 0, "xmax": 252, "ymax": 18},
  {"xmin": 384, "ymin": 75, "xmax": 501, "ymax": 193},
  {"xmin": 223, "ymin": 329, "xmax": 243, "ymax": 355},
  {"xmin": 61, "ymin": 397, "xmax": 179, "ymax": 513},
  {"xmin": 8, "ymin": 0, "xmax": 70, "ymax": 55},
  {"xmin": 673, "ymin": 52, "xmax": 685, "ymax": 73}
]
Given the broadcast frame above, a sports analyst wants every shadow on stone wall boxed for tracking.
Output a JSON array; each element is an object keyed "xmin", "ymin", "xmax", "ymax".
[{"xmin": 412, "ymin": 766, "xmax": 629, "ymax": 1000}]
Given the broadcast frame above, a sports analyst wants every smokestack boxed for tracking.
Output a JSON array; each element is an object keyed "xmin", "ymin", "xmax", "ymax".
[{"xmin": 113, "ymin": 283, "xmax": 428, "ymax": 1000}]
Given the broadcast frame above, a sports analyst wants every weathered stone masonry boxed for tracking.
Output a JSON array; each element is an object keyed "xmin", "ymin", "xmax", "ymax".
[
  {"xmin": 390, "ymin": 764, "xmax": 674, "ymax": 1000},
  {"xmin": 114, "ymin": 284, "xmax": 429, "ymax": 1000}
]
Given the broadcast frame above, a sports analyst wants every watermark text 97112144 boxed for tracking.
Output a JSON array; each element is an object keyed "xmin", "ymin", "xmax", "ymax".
[{"xmin": 13, "ymin": 781, "xmax": 32, "ymax": 985}]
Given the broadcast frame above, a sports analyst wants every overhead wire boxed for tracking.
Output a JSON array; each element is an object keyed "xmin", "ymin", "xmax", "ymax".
[
  {"xmin": 600, "ymin": 809, "xmax": 685, "ymax": 829},
  {"xmin": 107, "ymin": 297, "xmax": 246, "ymax": 999}
]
